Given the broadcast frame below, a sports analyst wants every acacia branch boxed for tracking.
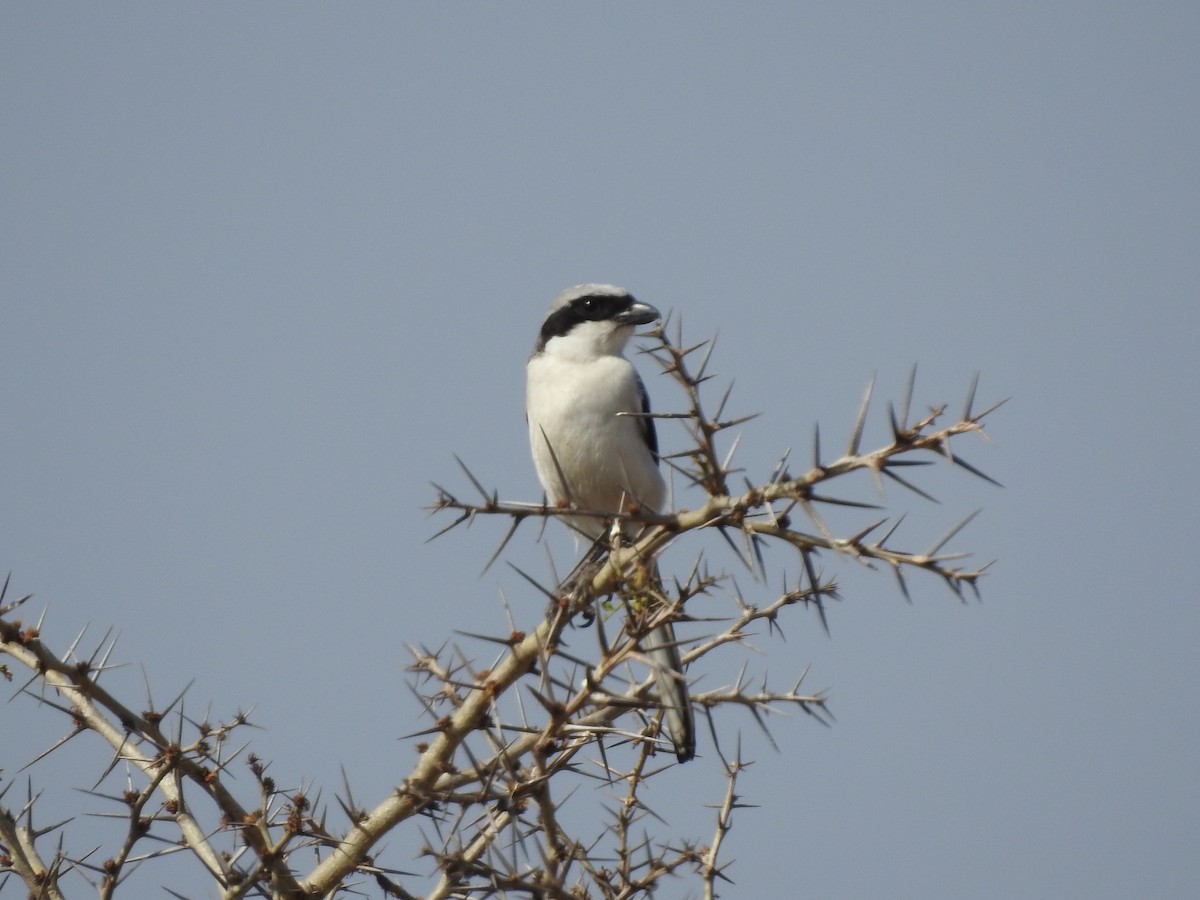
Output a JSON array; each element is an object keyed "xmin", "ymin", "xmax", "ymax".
[{"xmin": 2, "ymin": 323, "xmax": 1002, "ymax": 898}]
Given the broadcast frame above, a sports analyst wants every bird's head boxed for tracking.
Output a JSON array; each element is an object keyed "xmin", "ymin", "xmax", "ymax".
[{"xmin": 533, "ymin": 284, "xmax": 661, "ymax": 359}]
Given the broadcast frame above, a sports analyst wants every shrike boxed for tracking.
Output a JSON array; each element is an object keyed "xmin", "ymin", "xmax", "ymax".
[{"xmin": 526, "ymin": 283, "xmax": 695, "ymax": 763}]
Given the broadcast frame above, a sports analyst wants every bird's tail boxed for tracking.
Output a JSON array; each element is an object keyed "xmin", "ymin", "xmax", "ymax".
[{"xmin": 643, "ymin": 620, "xmax": 695, "ymax": 763}]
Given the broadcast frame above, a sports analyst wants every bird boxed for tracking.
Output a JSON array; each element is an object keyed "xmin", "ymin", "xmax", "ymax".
[{"xmin": 526, "ymin": 283, "xmax": 695, "ymax": 763}]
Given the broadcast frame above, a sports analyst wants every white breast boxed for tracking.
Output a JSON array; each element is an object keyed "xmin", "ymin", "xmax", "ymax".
[{"xmin": 526, "ymin": 352, "xmax": 665, "ymax": 539}]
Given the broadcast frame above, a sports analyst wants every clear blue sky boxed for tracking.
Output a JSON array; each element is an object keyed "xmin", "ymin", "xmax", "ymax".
[{"xmin": 3, "ymin": 5, "xmax": 1197, "ymax": 898}]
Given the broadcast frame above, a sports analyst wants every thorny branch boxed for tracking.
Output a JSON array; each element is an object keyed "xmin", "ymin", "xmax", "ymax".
[{"xmin": 2, "ymin": 323, "xmax": 1002, "ymax": 897}]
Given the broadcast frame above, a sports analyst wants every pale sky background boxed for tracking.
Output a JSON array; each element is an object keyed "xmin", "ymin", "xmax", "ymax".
[{"xmin": 3, "ymin": 5, "xmax": 1198, "ymax": 898}]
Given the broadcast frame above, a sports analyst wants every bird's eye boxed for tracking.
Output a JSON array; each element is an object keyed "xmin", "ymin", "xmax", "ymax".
[{"xmin": 577, "ymin": 297, "xmax": 600, "ymax": 317}]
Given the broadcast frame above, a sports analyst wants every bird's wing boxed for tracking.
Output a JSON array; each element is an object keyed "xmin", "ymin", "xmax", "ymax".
[{"xmin": 635, "ymin": 372, "xmax": 659, "ymax": 466}]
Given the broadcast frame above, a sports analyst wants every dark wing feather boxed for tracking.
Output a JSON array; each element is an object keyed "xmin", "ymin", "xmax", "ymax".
[{"xmin": 635, "ymin": 372, "xmax": 659, "ymax": 465}]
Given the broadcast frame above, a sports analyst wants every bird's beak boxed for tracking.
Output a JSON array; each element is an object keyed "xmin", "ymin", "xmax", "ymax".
[{"xmin": 615, "ymin": 300, "xmax": 661, "ymax": 327}]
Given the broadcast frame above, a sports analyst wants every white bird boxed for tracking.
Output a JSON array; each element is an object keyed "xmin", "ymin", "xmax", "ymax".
[{"xmin": 526, "ymin": 283, "xmax": 695, "ymax": 763}]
